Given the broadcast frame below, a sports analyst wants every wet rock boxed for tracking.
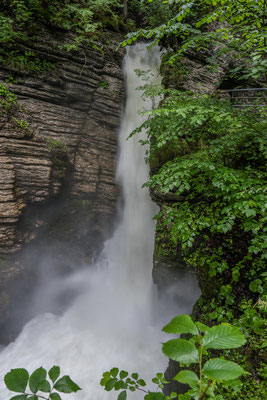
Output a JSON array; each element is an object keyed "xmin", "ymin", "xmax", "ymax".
[
  {"xmin": 0, "ymin": 29, "xmax": 124, "ymax": 255},
  {"xmin": 0, "ymin": 29, "xmax": 125, "ymax": 341}
]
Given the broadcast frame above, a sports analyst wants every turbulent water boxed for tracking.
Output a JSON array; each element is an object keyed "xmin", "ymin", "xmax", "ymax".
[{"xmin": 0, "ymin": 44, "xmax": 198, "ymax": 399}]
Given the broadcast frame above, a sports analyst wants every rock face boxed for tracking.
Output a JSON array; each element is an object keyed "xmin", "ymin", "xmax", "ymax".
[
  {"xmin": 0, "ymin": 28, "xmax": 124, "ymax": 342},
  {"xmin": 0, "ymin": 30, "xmax": 124, "ymax": 254}
]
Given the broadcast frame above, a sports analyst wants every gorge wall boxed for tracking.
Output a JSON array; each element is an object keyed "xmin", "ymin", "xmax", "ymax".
[{"xmin": 0, "ymin": 28, "xmax": 124, "ymax": 342}]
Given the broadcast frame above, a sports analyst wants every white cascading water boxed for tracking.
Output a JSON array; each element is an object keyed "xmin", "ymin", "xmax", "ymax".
[{"xmin": 0, "ymin": 44, "xmax": 198, "ymax": 399}]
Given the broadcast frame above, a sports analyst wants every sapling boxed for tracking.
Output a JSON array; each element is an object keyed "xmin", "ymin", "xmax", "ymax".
[{"xmin": 101, "ymin": 314, "xmax": 248, "ymax": 400}]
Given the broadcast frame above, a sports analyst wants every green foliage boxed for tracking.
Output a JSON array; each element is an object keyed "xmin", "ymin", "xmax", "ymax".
[
  {"xmin": 0, "ymin": 82, "xmax": 17, "ymax": 114},
  {"xmin": 101, "ymin": 315, "xmax": 248, "ymax": 400},
  {"xmin": 132, "ymin": 89, "xmax": 266, "ymax": 307},
  {"xmin": 163, "ymin": 314, "xmax": 199, "ymax": 335},
  {"xmin": 46, "ymin": 139, "xmax": 67, "ymax": 153},
  {"xmin": 0, "ymin": 50, "xmax": 55, "ymax": 73},
  {"xmin": 98, "ymin": 80, "xmax": 109, "ymax": 89},
  {"xmin": 45, "ymin": 139, "xmax": 69, "ymax": 168},
  {"xmin": 129, "ymin": 0, "xmax": 173, "ymax": 28},
  {"xmin": 4, "ymin": 366, "xmax": 81, "ymax": 400},
  {"xmin": 122, "ymin": 0, "xmax": 267, "ymax": 80},
  {"xmin": 0, "ymin": 82, "xmax": 33, "ymax": 137},
  {"xmin": 129, "ymin": 80, "xmax": 266, "ymax": 398},
  {"xmin": 0, "ymin": 0, "xmax": 122, "ymax": 69}
]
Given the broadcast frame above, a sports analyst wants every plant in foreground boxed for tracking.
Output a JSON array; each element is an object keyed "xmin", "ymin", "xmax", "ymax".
[
  {"xmin": 4, "ymin": 366, "xmax": 80, "ymax": 400},
  {"xmin": 101, "ymin": 315, "xmax": 249, "ymax": 400}
]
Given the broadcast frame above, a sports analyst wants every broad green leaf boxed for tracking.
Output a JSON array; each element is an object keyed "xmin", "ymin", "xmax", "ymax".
[
  {"xmin": 162, "ymin": 339, "xmax": 199, "ymax": 364},
  {"xmin": 27, "ymin": 397, "xmax": 38, "ymax": 400},
  {"xmin": 111, "ymin": 368, "xmax": 119, "ymax": 378},
  {"xmin": 4, "ymin": 369, "xmax": 29, "ymax": 393},
  {"xmin": 137, "ymin": 379, "xmax": 146, "ymax": 386},
  {"xmin": 202, "ymin": 324, "xmax": 246, "ymax": 349},
  {"xmin": 196, "ymin": 322, "xmax": 210, "ymax": 332},
  {"xmin": 132, "ymin": 373, "xmax": 138, "ymax": 380},
  {"xmin": 174, "ymin": 370, "xmax": 199, "ymax": 387},
  {"xmin": 49, "ymin": 366, "xmax": 60, "ymax": 383},
  {"xmin": 118, "ymin": 390, "xmax": 127, "ymax": 400},
  {"xmin": 29, "ymin": 367, "xmax": 46, "ymax": 393},
  {"xmin": 54, "ymin": 375, "xmax": 81, "ymax": 393},
  {"xmin": 50, "ymin": 394, "xmax": 62, "ymax": 400},
  {"xmin": 249, "ymin": 279, "xmax": 263, "ymax": 293},
  {"xmin": 163, "ymin": 315, "xmax": 198, "ymax": 335},
  {"xmin": 178, "ymin": 394, "xmax": 191, "ymax": 400},
  {"xmin": 105, "ymin": 378, "xmax": 117, "ymax": 391},
  {"xmin": 203, "ymin": 358, "xmax": 249, "ymax": 381},
  {"xmin": 100, "ymin": 372, "xmax": 111, "ymax": 386},
  {"xmin": 38, "ymin": 380, "xmax": 51, "ymax": 392},
  {"xmin": 115, "ymin": 381, "xmax": 123, "ymax": 390},
  {"xmin": 119, "ymin": 371, "xmax": 128, "ymax": 379},
  {"xmin": 10, "ymin": 396, "xmax": 27, "ymax": 400}
]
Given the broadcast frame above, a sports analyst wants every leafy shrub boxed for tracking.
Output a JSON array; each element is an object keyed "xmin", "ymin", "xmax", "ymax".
[
  {"xmin": 4, "ymin": 366, "xmax": 81, "ymax": 400},
  {"xmin": 130, "ymin": 89, "xmax": 266, "ymax": 306},
  {"xmin": 0, "ymin": 0, "xmax": 122, "ymax": 68},
  {"xmin": 122, "ymin": 0, "xmax": 267, "ymax": 81},
  {"xmin": 101, "ymin": 315, "xmax": 248, "ymax": 400}
]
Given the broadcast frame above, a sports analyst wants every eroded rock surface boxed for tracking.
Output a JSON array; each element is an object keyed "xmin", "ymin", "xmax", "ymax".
[
  {"xmin": 0, "ymin": 29, "xmax": 124, "ymax": 341},
  {"xmin": 0, "ymin": 30, "xmax": 124, "ymax": 253}
]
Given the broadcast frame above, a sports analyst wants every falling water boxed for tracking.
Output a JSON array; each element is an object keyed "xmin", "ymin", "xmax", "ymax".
[{"xmin": 0, "ymin": 44, "xmax": 198, "ymax": 399}]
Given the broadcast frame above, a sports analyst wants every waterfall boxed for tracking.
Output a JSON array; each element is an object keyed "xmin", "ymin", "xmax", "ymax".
[{"xmin": 0, "ymin": 44, "xmax": 198, "ymax": 400}]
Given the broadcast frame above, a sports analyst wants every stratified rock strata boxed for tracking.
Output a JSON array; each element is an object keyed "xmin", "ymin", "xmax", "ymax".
[
  {"xmin": 0, "ymin": 30, "xmax": 124, "ymax": 254},
  {"xmin": 0, "ymin": 30, "xmax": 124, "ymax": 342}
]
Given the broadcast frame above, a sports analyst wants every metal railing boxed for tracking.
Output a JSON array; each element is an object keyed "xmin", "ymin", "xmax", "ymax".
[{"xmin": 218, "ymin": 87, "xmax": 267, "ymax": 108}]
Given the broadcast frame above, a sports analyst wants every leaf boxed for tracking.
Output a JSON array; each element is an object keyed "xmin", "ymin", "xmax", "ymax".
[
  {"xmin": 27, "ymin": 397, "xmax": 38, "ymax": 400},
  {"xmin": 4, "ymin": 369, "xmax": 29, "ymax": 393},
  {"xmin": 203, "ymin": 358, "xmax": 249, "ymax": 381},
  {"xmin": 162, "ymin": 339, "xmax": 199, "ymax": 364},
  {"xmin": 196, "ymin": 322, "xmax": 210, "ymax": 332},
  {"xmin": 137, "ymin": 379, "xmax": 146, "ymax": 386},
  {"xmin": 115, "ymin": 381, "xmax": 123, "ymax": 390},
  {"xmin": 54, "ymin": 376, "xmax": 81, "ymax": 393},
  {"xmin": 174, "ymin": 370, "xmax": 199, "ymax": 387},
  {"xmin": 119, "ymin": 371, "xmax": 128, "ymax": 379},
  {"xmin": 111, "ymin": 368, "xmax": 119, "ymax": 378},
  {"xmin": 49, "ymin": 366, "xmax": 60, "ymax": 383},
  {"xmin": 249, "ymin": 279, "xmax": 263, "ymax": 293},
  {"xmin": 9, "ymin": 396, "xmax": 28, "ymax": 400},
  {"xmin": 50, "ymin": 393, "xmax": 62, "ymax": 400},
  {"xmin": 100, "ymin": 372, "xmax": 111, "ymax": 386},
  {"xmin": 202, "ymin": 324, "xmax": 246, "ymax": 349},
  {"xmin": 162, "ymin": 315, "xmax": 198, "ymax": 335},
  {"xmin": 29, "ymin": 367, "xmax": 46, "ymax": 393},
  {"xmin": 118, "ymin": 390, "xmax": 127, "ymax": 400},
  {"xmin": 178, "ymin": 394, "xmax": 191, "ymax": 400},
  {"xmin": 38, "ymin": 380, "xmax": 51, "ymax": 392},
  {"xmin": 105, "ymin": 378, "xmax": 117, "ymax": 391}
]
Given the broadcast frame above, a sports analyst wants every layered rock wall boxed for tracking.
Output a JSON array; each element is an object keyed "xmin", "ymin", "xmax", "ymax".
[
  {"xmin": 0, "ymin": 29, "xmax": 124, "ymax": 341},
  {"xmin": 0, "ymin": 30, "xmax": 124, "ymax": 254}
]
